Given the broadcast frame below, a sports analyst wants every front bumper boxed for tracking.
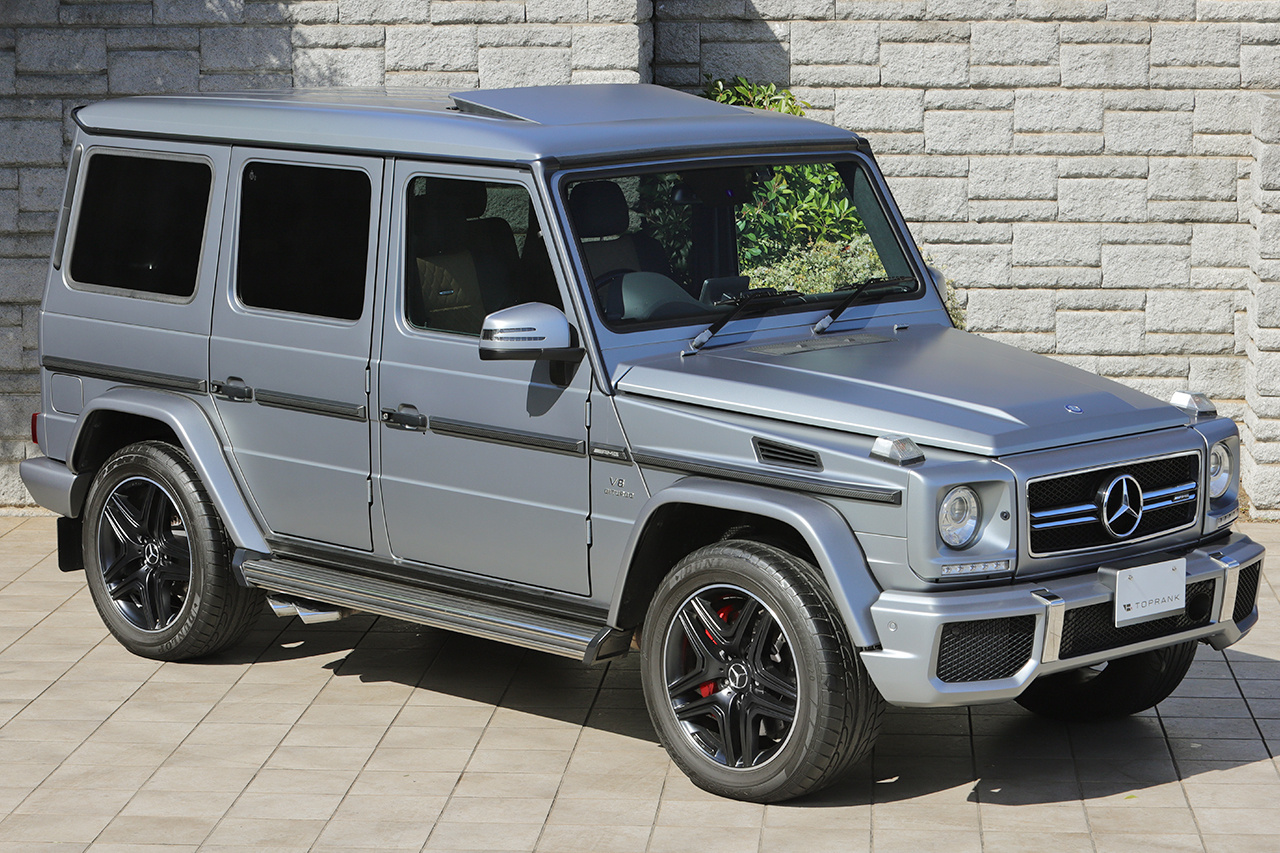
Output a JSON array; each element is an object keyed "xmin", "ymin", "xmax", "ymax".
[{"xmin": 860, "ymin": 532, "xmax": 1265, "ymax": 707}]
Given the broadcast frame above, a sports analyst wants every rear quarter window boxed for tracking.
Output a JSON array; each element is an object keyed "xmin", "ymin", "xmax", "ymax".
[{"xmin": 68, "ymin": 152, "xmax": 212, "ymax": 300}]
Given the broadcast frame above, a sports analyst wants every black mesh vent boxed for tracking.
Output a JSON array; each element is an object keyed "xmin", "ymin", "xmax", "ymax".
[
  {"xmin": 753, "ymin": 438, "xmax": 822, "ymax": 471},
  {"xmin": 1233, "ymin": 562, "xmax": 1262, "ymax": 624},
  {"xmin": 936, "ymin": 615, "xmax": 1035, "ymax": 683},
  {"xmin": 1059, "ymin": 579, "xmax": 1215, "ymax": 660},
  {"xmin": 1028, "ymin": 453, "xmax": 1199, "ymax": 555}
]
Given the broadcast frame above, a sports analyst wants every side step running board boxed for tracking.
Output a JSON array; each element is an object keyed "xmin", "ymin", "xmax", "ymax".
[{"xmin": 241, "ymin": 557, "xmax": 632, "ymax": 664}]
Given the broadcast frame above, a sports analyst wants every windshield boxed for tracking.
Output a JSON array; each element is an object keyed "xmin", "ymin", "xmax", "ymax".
[{"xmin": 564, "ymin": 158, "xmax": 917, "ymax": 331}]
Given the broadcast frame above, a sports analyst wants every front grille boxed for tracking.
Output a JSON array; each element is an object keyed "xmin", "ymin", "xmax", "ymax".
[
  {"xmin": 1233, "ymin": 562, "xmax": 1262, "ymax": 623},
  {"xmin": 1058, "ymin": 579, "xmax": 1215, "ymax": 659},
  {"xmin": 1028, "ymin": 452, "xmax": 1200, "ymax": 556},
  {"xmin": 936, "ymin": 615, "xmax": 1035, "ymax": 683}
]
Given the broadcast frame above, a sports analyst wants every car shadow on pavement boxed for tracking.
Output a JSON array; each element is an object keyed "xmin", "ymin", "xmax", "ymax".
[{"xmin": 199, "ymin": 606, "xmax": 1278, "ymax": 808}]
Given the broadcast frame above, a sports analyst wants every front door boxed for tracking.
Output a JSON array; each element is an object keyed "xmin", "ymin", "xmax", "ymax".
[
  {"xmin": 377, "ymin": 162, "xmax": 591, "ymax": 594},
  {"xmin": 209, "ymin": 149, "xmax": 383, "ymax": 550}
]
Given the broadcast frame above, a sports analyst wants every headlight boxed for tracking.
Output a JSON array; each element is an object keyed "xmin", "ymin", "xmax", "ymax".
[
  {"xmin": 939, "ymin": 485, "xmax": 981, "ymax": 549},
  {"xmin": 1208, "ymin": 442, "xmax": 1232, "ymax": 499}
]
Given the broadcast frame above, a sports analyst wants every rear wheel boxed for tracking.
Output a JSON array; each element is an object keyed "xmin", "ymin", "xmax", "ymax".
[
  {"xmin": 82, "ymin": 441, "xmax": 262, "ymax": 660},
  {"xmin": 640, "ymin": 540, "xmax": 882, "ymax": 802},
  {"xmin": 1015, "ymin": 640, "xmax": 1197, "ymax": 720}
]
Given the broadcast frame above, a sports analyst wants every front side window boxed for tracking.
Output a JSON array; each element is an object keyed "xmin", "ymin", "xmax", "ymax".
[
  {"xmin": 404, "ymin": 176, "xmax": 561, "ymax": 336},
  {"xmin": 69, "ymin": 153, "xmax": 211, "ymax": 299},
  {"xmin": 237, "ymin": 161, "xmax": 371, "ymax": 321},
  {"xmin": 565, "ymin": 158, "xmax": 916, "ymax": 330}
]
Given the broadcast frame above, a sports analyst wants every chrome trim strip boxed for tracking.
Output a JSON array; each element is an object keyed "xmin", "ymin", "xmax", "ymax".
[
  {"xmin": 255, "ymin": 388, "xmax": 367, "ymax": 421},
  {"xmin": 1030, "ymin": 502, "xmax": 1095, "ymax": 521},
  {"xmin": 1031, "ymin": 588, "xmax": 1065, "ymax": 664},
  {"xmin": 632, "ymin": 450, "xmax": 902, "ymax": 505},
  {"xmin": 42, "ymin": 355, "xmax": 208, "ymax": 394},
  {"xmin": 1030, "ymin": 514, "xmax": 1096, "ymax": 531},
  {"xmin": 1212, "ymin": 551, "xmax": 1241, "ymax": 623},
  {"xmin": 1143, "ymin": 481, "xmax": 1197, "ymax": 501},
  {"xmin": 429, "ymin": 416, "xmax": 586, "ymax": 456}
]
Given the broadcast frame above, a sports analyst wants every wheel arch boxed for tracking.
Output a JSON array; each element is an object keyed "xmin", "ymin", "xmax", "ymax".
[
  {"xmin": 608, "ymin": 477, "xmax": 882, "ymax": 648},
  {"xmin": 67, "ymin": 387, "xmax": 270, "ymax": 554}
]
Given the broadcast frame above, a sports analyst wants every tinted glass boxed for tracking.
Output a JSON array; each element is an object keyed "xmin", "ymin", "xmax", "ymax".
[
  {"xmin": 404, "ymin": 176, "xmax": 561, "ymax": 336},
  {"xmin": 69, "ymin": 153, "xmax": 211, "ymax": 298},
  {"xmin": 237, "ymin": 161, "xmax": 371, "ymax": 321},
  {"xmin": 566, "ymin": 159, "xmax": 916, "ymax": 330}
]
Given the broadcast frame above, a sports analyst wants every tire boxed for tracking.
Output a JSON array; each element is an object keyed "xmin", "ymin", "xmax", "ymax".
[
  {"xmin": 1014, "ymin": 640, "xmax": 1197, "ymax": 721},
  {"xmin": 640, "ymin": 540, "xmax": 883, "ymax": 803},
  {"xmin": 81, "ymin": 441, "xmax": 262, "ymax": 660}
]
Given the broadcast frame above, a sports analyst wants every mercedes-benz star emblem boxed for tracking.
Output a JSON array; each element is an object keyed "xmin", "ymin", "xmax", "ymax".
[
  {"xmin": 1098, "ymin": 474, "xmax": 1144, "ymax": 539},
  {"xmin": 726, "ymin": 662, "xmax": 751, "ymax": 691}
]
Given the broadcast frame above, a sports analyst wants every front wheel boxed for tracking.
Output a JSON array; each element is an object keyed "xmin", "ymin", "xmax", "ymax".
[
  {"xmin": 82, "ymin": 441, "xmax": 262, "ymax": 660},
  {"xmin": 1015, "ymin": 640, "xmax": 1197, "ymax": 720},
  {"xmin": 640, "ymin": 540, "xmax": 883, "ymax": 803}
]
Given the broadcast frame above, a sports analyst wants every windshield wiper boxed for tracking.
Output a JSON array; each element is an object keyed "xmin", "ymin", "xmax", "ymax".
[
  {"xmin": 811, "ymin": 275, "xmax": 916, "ymax": 335},
  {"xmin": 684, "ymin": 288, "xmax": 802, "ymax": 355}
]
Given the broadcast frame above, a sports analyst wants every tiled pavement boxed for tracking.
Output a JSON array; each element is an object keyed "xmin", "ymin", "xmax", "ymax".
[{"xmin": 0, "ymin": 516, "xmax": 1276, "ymax": 853}]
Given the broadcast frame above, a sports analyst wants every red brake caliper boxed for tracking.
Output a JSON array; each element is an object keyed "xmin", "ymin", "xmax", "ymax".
[{"xmin": 697, "ymin": 605, "xmax": 737, "ymax": 698}]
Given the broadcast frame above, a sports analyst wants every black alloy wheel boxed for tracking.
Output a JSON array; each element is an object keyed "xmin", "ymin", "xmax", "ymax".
[{"xmin": 661, "ymin": 583, "xmax": 799, "ymax": 769}]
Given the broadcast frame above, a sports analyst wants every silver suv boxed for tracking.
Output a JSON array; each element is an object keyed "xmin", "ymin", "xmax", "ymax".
[{"xmin": 22, "ymin": 84, "xmax": 1266, "ymax": 802}]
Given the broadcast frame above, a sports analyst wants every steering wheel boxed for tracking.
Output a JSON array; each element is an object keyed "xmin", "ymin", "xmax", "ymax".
[{"xmin": 593, "ymin": 268, "xmax": 634, "ymax": 296}]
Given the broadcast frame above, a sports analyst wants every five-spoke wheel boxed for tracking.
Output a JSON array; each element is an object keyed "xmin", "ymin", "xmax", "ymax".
[
  {"xmin": 82, "ymin": 441, "xmax": 262, "ymax": 660},
  {"xmin": 641, "ymin": 540, "xmax": 883, "ymax": 802},
  {"xmin": 662, "ymin": 584, "xmax": 799, "ymax": 770},
  {"xmin": 97, "ymin": 475, "xmax": 193, "ymax": 632}
]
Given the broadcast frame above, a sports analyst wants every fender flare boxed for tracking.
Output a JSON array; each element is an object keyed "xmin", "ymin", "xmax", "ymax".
[
  {"xmin": 67, "ymin": 387, "xmax": 271, "ymax": 555},
  {"xmin": 608, "ymin": 477, "xmax": 882, "ymax": 648}
]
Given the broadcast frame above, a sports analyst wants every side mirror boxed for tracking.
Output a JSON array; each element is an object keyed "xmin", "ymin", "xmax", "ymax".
[{"xmin": 479, "ymin": 303, "xmax": 584, "ymax": 363}]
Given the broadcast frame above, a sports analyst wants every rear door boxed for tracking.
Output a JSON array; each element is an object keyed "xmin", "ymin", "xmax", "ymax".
[{"xmin": 209, "ymin": 149, "xmax": 383, "ymax": 550}]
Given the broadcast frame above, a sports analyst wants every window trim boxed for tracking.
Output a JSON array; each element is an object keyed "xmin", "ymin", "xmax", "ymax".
[{"xmin": 64, "ymin": 147, "xmax": 215, "ymax": 305}]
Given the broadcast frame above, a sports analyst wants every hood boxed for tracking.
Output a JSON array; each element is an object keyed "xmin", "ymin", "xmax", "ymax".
[{"xmin": 613, "ymin": 324, "xmax": 1190, "ymax": 457}]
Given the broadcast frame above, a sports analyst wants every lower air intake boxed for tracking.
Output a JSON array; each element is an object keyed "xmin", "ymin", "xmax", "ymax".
[{"xmin": 936, "ymin": 615, "xmax": 1036, "ymax": 683}]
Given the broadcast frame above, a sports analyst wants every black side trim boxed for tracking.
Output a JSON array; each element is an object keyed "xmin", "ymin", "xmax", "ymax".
[
  {"xmin": 428, "ymin": 416, "xmax": 586, "ymax": 456},
  {"xmin": 43, "ymin": 355, "xmax": 207, "ymax": 394},
  {"xmin": 255, "ymin": 388, "xmax": 367, "ymax": 421},
  {"xmin": 632, "ymin": 450, "xmax": 902, "ymax": 505}
]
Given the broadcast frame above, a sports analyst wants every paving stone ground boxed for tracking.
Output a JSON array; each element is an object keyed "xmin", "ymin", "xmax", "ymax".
[{"xmin": 0, "ymin": 517, "xmax": 1275, "ymax": 853}]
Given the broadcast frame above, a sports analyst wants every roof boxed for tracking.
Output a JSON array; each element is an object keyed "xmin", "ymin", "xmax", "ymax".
[{"xmin": 73, "ymin": 84, "xmax": 863, "ymax": 166}]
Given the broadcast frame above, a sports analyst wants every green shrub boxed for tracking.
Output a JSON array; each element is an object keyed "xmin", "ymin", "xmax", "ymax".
[{"xmin": 745, "ymin": 238, "xmax": 887, "ymax": 295}]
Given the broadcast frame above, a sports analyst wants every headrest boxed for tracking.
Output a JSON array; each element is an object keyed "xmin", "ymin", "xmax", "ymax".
[
  {"xmin": 569, "ymin": 181, "xmax": 629, "ymax": 239},
  {"xmin": 407, "ymin": 177, "xmax": 491, "ymax": 256}
]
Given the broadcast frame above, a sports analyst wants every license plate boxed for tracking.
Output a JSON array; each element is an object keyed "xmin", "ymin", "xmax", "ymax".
[{"xmin": 1113, "ymin": 558, "xmax": 1187, "ymax": 628}]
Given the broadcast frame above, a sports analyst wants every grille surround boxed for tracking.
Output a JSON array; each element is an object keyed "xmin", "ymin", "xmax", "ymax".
[
  {"xmin": 936, "ymin": 615, "xmax": 1036, "ymax": 683},
  {"xmin": 1026, "ymin": 451, "xmax": 1201, "ymax": 557}
]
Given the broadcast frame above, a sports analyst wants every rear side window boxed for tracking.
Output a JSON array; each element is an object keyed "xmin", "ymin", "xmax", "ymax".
[
  {"xmin": 69, "ymin": 153, "xmax": 211, "ymax": 298},
  {"xmin": 236, "ymin": 161, "xmax": 371, "ymax": 321}
]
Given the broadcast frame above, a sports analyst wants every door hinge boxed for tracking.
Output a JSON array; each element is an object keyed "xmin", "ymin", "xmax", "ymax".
[
  {"xmin": 585, "ymin": 517, "xmax": 592, "ymax": 546},
  {"xmin": 585, "ymin": 398, "xmax": 591, "ymax": 428},
  {"xmin": 367, "ymin": 477, "xmax": 373, "ymax": 505},
  {"xmin": 365, "ymin": 367, "xmax": 371, "ymax": 395}
]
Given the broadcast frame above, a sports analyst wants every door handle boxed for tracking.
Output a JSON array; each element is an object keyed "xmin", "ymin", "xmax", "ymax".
[
  {"xmin": 381, "ymin": 406, "xmax": 427, "ymax": 431},
  {"xmin": 211, "ymin": 378, "xmax": 254, "ymax": 402}
]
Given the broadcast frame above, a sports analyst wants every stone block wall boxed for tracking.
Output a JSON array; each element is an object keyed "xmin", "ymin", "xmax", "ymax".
[
  {"xmin": 655, "ymin": 2, "xmax": 1280, "ymax": 517},
  {"xmin": 0, "ymin": 0, "xmax": 651, "ymax": 506}
]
